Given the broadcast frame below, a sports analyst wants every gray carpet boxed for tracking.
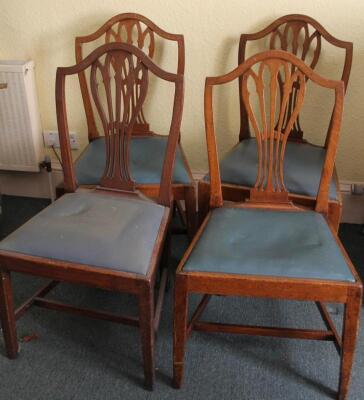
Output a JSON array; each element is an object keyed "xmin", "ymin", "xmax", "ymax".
[{"xmin": 0, "ymin": 195, "xmax": 363, "ymax": 400}]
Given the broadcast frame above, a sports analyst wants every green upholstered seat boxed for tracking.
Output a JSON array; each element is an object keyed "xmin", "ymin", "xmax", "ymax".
[
  {"xmin": 184, "ymin": 207, "xmax": 354, "ymax": 282},
  {"xmin": 75, "ymin": 136, "xmax": 191, "ymax": 186},
  {"xmin": 204, "ymin": 138, "xmax": 338, "ymax": 200},
  {"xmin": 0, "ymin": 192, "xmax": 166, "ymax": 275}
]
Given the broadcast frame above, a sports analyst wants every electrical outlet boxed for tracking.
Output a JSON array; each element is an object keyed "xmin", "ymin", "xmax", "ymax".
[
  {"xmin": 69, "ymin": 133, "xmax": 79, "ymax": 150},
  {"xmin": 43, "ymin": 130, "xmax": 79, "ymax": 150},
  {"xmin": 352, "ymin": 184, "xmax": 364, "ymax": 195},
  {"xmin": 43, "ymin": 131, "xmax": 58, "ymax": 147}
]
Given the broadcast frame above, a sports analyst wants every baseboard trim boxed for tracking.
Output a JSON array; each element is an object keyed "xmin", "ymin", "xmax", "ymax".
[
  {"xmin": 0, "ymin": 169, "xmax": 363, "ymax": 224},
  {"xmin": 192, "ymin": 172, "xmax": 364, "ymax": 224},
  {"xmin": 0, "ymin": 169, "xmax": 63, "ymax": 199}
]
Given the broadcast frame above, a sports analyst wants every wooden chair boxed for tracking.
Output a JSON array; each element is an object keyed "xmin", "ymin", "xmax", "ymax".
[
  {"xmin": 55, "ymin": 13, "xmax": 196, "ymax": 235},
  {"xmin": 0, "ymin": 42, "xmax": 184, "ymax": 390},
  {"xmin": 174, "ymin": 50, "xmax": 362, "ymax": 400},
  {"xmin": 198, "ymin": 14, "xmax": 353, "ymax": 232}
]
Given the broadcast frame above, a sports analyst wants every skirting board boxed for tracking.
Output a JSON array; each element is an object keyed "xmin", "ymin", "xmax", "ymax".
[
  {"xmin": 341, "ymin": 191, "xmax": 364, "ymax": 224},
  {"xmin": 0, "ymin": 169, "xmax": 363, "ymax": 224},
  {"xmin": 193, "ymin": 172, "xmax": 364, "ymax": 225},
  {"xmin": 0, "ymin": 169, "xmax": 63, "ymax": 199}
]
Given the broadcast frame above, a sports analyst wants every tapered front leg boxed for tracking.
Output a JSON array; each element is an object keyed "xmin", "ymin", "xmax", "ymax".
[
  {"xmin": 185, "ymin": 186, "xmax": 197, "ymax": 239},
  {"xmin": 138, "ymin": 284, "xmax": 155, "ymax": 390},
  {"xmin": 0, "ymin": 270, "xmax": 18, "ymax": 358},
  {"xmin": 160, "ymin": 228, "xmax": 171, "ymax": 291},
  {"xmin": 173, "ymin": 274, "xmax": 189, "ymax": 388},
  {"xmin": 338, "ymin": 287, "xmax": 362, "ymax": 400},
  {"xmin": 197, "ymin": 181, "xmax": 209, "ymax": 228}
]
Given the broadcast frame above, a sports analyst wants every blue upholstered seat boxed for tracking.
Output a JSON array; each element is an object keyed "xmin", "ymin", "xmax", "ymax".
[
  {"xmin": 184, "ymin": 207, "xmax": 354, "ymax": 282},
  {"xmin": 0, "ymin": 192, "xmax": 166, "ymax": 275},
  {"xmin": 75, "ymin": 136, "xmax": 191, "ymax": 186},
  {"xmin": 205, "ymin": 138, "xmax": 338, "ymax": 200}
]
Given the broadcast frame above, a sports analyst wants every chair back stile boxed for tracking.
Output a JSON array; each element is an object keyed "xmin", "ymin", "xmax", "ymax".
[
  {"xmin": 204, "ymin": 50, "xmax": 344, "ymax": 214},
  {"xmin": 56, "ymin": 42, "xmax": 184, "ymax": 207},
  {"xmin": 75, "ymin": 13, "xmax": 185, "ymax": 141},
  {"xmin": 238, "ymin": 14, "xmax": 352, "ymax": 141}
]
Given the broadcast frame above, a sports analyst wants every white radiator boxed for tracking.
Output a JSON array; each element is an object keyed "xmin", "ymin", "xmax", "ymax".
[{"xmin": 0, "ymin": 60, "xmax": 43, "ymax": 172}]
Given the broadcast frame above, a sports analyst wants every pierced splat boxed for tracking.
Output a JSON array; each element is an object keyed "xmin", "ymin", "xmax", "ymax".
[
  {"xmin": 90, "ymin": 51, "xmax": 149, "ymax": 192},
  {"xmin": 269, "ymin": 21, "xmax": 321, "ymax": 68},
  {"xmin": 105, "ymin": 19, "xmax": 155, "ymax": 127},
  {"xmin": 241, "ymin": 59, "xmax": 306, "ymax": 203},
  {"xmin": 238, "ymin": 15, "xmax": 353, "ymax": 142},
  {"xmin": 105, "ymin": 19, "xmax": 155, "ymax": 58},
  {"xmin": 76, "ymin": 13, "xmax": 185, "ymax": 141},
  {"xmin": 269, "ymin": 21, "xmax": 320, "ymax": 140}
]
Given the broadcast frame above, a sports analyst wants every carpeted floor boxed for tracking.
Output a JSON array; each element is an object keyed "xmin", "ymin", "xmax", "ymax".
[{"xmin": 0, "ymin": 195, "xmax": 363, "ymax": 400}]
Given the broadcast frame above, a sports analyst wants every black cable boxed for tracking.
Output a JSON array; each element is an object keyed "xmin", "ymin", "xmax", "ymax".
[{"xmin": 39, "ymin": 155, "xmax": 52, "ymax": 172}]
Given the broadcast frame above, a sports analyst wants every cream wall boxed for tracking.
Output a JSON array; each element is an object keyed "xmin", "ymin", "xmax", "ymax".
[{"xmin": 0, "ymin": 0, "xmax": 364, "ymax": 181}]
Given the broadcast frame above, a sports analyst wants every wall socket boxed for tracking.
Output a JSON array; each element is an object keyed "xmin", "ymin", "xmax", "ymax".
[
  {"xmin": 352, "ymin": 184, "xmax": 364, "ymax": 195},
  {"xmin": 43, "ymin": 130, "xmax": 79, "ymax": 150}
]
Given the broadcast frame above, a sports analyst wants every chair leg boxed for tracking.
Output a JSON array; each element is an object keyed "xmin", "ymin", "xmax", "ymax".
[
  {"xmin": 197, "ymin": 181, "xmax": 210, "ymax": 227},
  {"xmin": 0, "ymin": 270, "xmax": 19, "ymax": 359},
  {"xmin": 173, "ymin": 275, "xmax": 189, "ymax": 388},
  {"xmin": 328, "ymin": 201, "xmax": 342, "ymax": 233},
  {"xmin": 338, "ymin": 287, "xmax": 362, "ymax": 400},
  {"xmin": 161, "ymin": 228, "xmax": 172, "ymax": 291},
  {"xmin": 184, "ymin": 186, "xmax": 197, "ymax": 239},
  {"xmin": 55, "ymin": 183, "xmax": 66, "ymax": 199},
  {"xmin": 138, "ymin": 284, "xmax": 155, "ymax": 390}
]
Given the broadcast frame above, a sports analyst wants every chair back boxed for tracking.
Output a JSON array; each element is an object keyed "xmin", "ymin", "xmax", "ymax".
[
  {"xmin": 238, "ymin": 14, "xmax": 352, "ymax": 141},
  {"xmin": 56, "ymin": 42, "xmax": 184, "ymax": 207},
  {"xmin": 75, "ymin": 13, "xmax": 185, "ymax": 140},
  {"xmin": 204, "ymin": 50, "xmax": 344, "ymax": 214}
]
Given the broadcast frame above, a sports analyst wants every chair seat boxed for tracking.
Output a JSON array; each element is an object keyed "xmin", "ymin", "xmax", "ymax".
[
  {"xmin": 0, "ymin": 192, "xmax": 166, "ymax": 275},
  {"xmin": 75, "ymin": 136, "xmax": 191, "ymax": 186},
  {"xmin": 204, "ymin": 138, "xmax": 338, "ymax": 200},
  {"xmin": 184, "ymin": 207, "xmax": 354, "ymax": 282}
]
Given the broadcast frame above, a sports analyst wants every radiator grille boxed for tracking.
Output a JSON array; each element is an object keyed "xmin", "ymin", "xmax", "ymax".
[{"xmin": 0, "ymin": 60, "xmax": 43, "ymax": 172}]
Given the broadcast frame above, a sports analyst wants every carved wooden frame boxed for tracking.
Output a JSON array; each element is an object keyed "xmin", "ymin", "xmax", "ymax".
[
  {"xmin": 238, "ymin": 14, "xmax": 353, "ymax": 141},
  {"xmin": 199, "ymin": 15, "xmax": 353, "ymax": 231},
  {"xmin": 0, "ymin": 42, "xmax": 184, "ymax": 390},
  {"xmin": 75, "ymin": 13, "xmax": 185, "ymax": 140},
  {"xmin": 174, "ymin": 51, "xmax": 362, "ymax": 400},
  {"xmin": 71, "ymin": 13, "xmax": 196, "ymax": 235}
]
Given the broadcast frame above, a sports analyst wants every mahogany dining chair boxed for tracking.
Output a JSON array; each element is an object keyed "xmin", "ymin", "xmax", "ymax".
[
  {"xmin": 0, "ymin": 42, "xmax": 184, "ymax": 390},
  {"xmin": 174, "ymin": 50, "xmax": 361, "ymax": 400},
  {"xmin": 198, "ymin": 14, "xmax": 353, "ymax": 232},
  {"xmin": 56, "ymin": 13, "xmax": 196, "ymax": 236}
]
